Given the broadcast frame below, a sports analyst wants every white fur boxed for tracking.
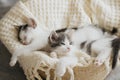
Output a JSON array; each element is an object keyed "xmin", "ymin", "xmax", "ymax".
[
  {"xmin": 89, "ymin": 36, "xmax": 120, "ymax": 76},
  {"xmin": 90, "ymin": 36, "xmax": 116, "ymax": 66},
  {"xmin": 68, "ymin": 25, "xmax": 104, "ymax": 50},
  {"xmin": 10, "ymin": 21, "xmax": 51, "ymax": 66},
  {"xmin": 54, "ymin": 46, "xmax": 78, "ymax": 79}
]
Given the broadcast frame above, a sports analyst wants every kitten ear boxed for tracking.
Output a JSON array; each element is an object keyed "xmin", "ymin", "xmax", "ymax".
[
  {"xmin": 49, "ymin": 31, "xmax": 58, "ymax": 43},
  {"xmin": 27, "ymin": 18, "xmax": 37, "ymax": 29},
  {"xmin": 13, "ymin": 25, "xmax": 20, "ymax": 30}
]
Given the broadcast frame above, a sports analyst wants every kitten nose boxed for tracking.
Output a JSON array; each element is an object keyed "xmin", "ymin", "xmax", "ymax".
[
  {"xmin": 67, "ymin": 47, "xmax": 70, "ymax": 50},
  {"xmin": 22, "ymin": 41, "xmax": 28, "ymax": 45}
]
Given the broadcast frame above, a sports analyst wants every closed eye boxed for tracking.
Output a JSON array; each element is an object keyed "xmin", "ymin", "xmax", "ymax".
[{"xmin": 61, "ymin": 42, "xmax": 65, "ymax": 45}]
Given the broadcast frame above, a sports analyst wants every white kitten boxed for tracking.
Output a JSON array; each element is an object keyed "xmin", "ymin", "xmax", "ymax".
[{"xmin": 10, "ymin": 18, "xmax": 50, "ymax": 66}]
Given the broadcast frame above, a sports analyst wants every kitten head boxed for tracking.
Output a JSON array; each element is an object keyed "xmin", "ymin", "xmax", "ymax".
[
  {"xmin": 49, "ymin": 31, "xmax": 72, "ymax": 53},
  {"xmin": 16, "ymin": 18, "xmax": 37, "ymax": 45}
]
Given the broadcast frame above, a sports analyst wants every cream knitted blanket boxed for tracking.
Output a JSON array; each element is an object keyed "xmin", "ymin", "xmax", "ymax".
[{"xmin": 0, "ymin": 0, "xmax": 120, "ymax": 80}]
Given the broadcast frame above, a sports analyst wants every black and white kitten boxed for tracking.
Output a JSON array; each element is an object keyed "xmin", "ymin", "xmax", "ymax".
[
  {"xmin": 47, "ymin": 31, "xmax": 79, "ymax": 78},
  {"xmin": 10, "ymin": 18, "xmax": 50, "ymax": 66},
  {"xmin": 48, "ymin": 31, "xmax": 73, "ymax": 57},
  {"xmin": 47, "ymin": 31, "xmax": 90, "ymax": 79}
]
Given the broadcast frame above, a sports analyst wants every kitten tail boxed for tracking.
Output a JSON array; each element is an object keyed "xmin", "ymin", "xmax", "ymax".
[{"xmin": 111, "ymin": 38, "xmax": 120, "ymax": 69}]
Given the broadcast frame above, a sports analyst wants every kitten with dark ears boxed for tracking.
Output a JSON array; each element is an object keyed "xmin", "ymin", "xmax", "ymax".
[
  {"xmin": 10, "ymin": 18, "xmax": 50, "ymax": 67},
  {"xmin": 48, "ymin": 31, "xmax": 73, "ymax": 57},
  {"xmin": 47, "ymin": 31, "xmax": 79, "ymax": 78},
  {"xmin": 54, "ymin": 25, "xmax": 120, "ymax": 70}
]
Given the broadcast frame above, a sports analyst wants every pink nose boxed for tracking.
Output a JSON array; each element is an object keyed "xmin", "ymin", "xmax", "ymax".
[
  {"xmin": 22, "ymin": 42, "xmax": 28, "ymax": 45},
  {"xmin": 67, "ymin": 47, "xmax": 70, "ymax": 50}
]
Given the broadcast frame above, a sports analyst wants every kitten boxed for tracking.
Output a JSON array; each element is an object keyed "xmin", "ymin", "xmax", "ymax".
[
  {"xmin": 55, "ymin": 25, "xmax": 119, "ymax": 66},
  {"xmin": 55, "ymin": 25, "xmax": 119, "ymax": 74},
  {"xmin": 48, "ymin": 31, "xmax": 78, "ymax": 78},
  {"xmin": 10, "ymin": 18, "xmax": 50, "ymax": 67},
  {"xmin": 47, "ymin": 25, "xmax": 111, "ymax": 76}
]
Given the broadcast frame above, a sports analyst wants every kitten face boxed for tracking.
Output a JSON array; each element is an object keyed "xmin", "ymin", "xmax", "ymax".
[
  {"xmin": 49, "ymin": 31, "xmax": 72, "ymax": 53},
  {"xmin": 17, "ymin": 18, "xmax": 37, "ymax": 45},
  {"xmin": 18, "ymin": 25, "xmax": 34, "ymax": 45}
]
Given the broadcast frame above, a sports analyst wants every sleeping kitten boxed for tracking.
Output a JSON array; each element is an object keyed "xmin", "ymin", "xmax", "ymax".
[{"xmin": 10, "ymin": 18, "xmax": 50, "ymax": 67}]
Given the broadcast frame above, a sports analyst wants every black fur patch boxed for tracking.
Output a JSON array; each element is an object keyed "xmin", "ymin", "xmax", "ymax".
[
  {"xmin": 56, "ymin": 28, "xmax": 67, "ymax": 33},
  {"xmin": 111, "ymin": 27, "xmax": 118, "ymax": 34},
  {"xmin": 80, "ymin": 41, "xmax": 87, "ymax": 49},
  {"xmin": 50, "ymin": 33, "xmax": 66, "ymax": 48},
  {"xmin": 18, "ymin": 24, "xmax": 28, "ymax": 41},
  {"xmin": 101, "ymin": 28, "xmax": 106, "ymax": 33},
  {"xmin": 34, "ymin": 77, "xmax": 39, "ymax": 80},
  {"xmin": 56, "ymin": 27, "xmax": 78, "ymax": 33},
  {"xmin": 72, "ymin": 27, "xmax": 78, "ymax": 30},
  {"xmin": 111, "ymin": 38, "xmax": 120, "ymax": 69},
  {"xmin": 87, "ymin": 41, "xmax": 95, "ymax": 55}
]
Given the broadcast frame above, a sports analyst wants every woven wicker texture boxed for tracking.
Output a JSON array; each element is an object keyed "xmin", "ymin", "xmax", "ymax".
[{"xmin": 0, "ymin": 0, "xmax": 120, "ymax": 80}]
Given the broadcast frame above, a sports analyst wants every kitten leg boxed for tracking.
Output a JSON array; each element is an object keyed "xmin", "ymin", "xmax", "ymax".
[
  {"xmin": 94, "ymin": 49, "xmax": 111, "ymax": 66},
  {"xmin": 67, "ymin": 67, "xmax": 74, "ymax": 80},
  {"xmin": 9, "ymin": 54, "xmax": 18, "ymax": 67},
  {"xmin": 50, "ymin": 52, "xmax": 57, "ymax": 58},
  {"xmin": 55, "ymin": 61, "xmax": 66, "ymax": 77}
]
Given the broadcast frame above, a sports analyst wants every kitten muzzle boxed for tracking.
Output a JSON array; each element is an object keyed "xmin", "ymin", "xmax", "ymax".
[{"xmin": 22, "ymin": 41, "xmax": 30, "ymax": 45}]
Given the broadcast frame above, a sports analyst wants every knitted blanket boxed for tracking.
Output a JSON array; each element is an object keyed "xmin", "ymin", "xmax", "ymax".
[{"xmin": 0, "ymin": 0, "xmax": 120, "ymax": 80}]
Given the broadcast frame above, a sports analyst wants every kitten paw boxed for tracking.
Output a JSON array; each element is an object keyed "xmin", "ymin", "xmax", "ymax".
[
  {"xmin": 9, "ymin": 56, "xmax": 17, "ymax": 67},
  {"xmin": 55, "ymin": 64, "xmax": 66, "ymax": 77},
  {"xmin": 55, "ymin": 68, "xmax": 66, "ymax": 77},
  {"xmin": 94, "ymin": 59, "xmax": 104, "ymax": 66},
  {"xmin": 50, "ymin": 52, "xmax": 57, "ymax": 58},
  {"xmin": 9, "ymin": 60, "xmax": 16, "ymax": 67}
]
